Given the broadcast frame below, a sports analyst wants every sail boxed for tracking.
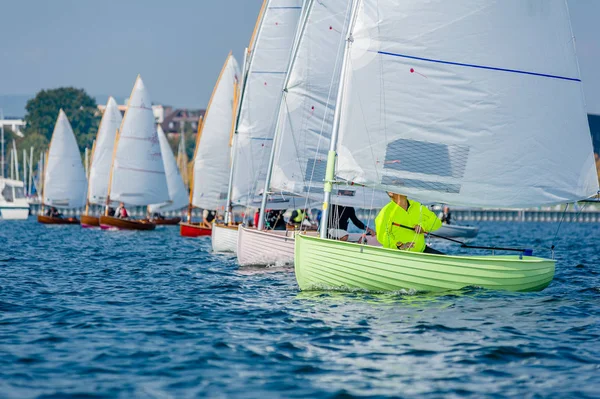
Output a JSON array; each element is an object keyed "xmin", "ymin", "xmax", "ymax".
[
  {"xmin": 43, "ymin": 110, "xmax": 87, "ymax": 208},
  {"xmin": 149, "ymin": 125, "xmax": 189, "ymax": 213},
  {"xmin": 268, "ymin": 0, "xmax": 388, "ymax": 209},
  {"xmin": 109, "ymin": 76, "xmax": 169, "ymax": 206},
  {"xmin": 333, "ymin": 0, "xmax": 599, "ymax": 208},
  {"xmin": 191, "ymin": 54, "xmax": 241, "ymax": 210},
  {"xmin": 231, "ymin": 0, "xmax": 304, "ymax": 209},
  {"xmin": 88, "ymin": 97, "xmax": 122, "ymax": 205}
]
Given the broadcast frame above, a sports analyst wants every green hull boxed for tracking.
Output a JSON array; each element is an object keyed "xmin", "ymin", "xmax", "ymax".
[{"xmin": 295, "ymin": 235, "xmax": 555, "ymax": 293}]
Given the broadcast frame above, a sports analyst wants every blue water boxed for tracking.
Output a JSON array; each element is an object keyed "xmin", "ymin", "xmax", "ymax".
[{"xmin": 1, "ymin": 220, "xmax": 599, "ymax": 398}]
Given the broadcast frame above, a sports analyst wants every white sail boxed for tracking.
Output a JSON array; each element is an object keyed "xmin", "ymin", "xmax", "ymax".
[
  {"xmin": 231, "ymin": 0, "xmax": 304, "ymax": 209},
  {"xmin": 268, "ymin": 0, "xmax": 388, "ymax": 209},
  {"xmin": 109, "ymin": 76, "xmax": 169, "ymax": 206},
  {"xmin": 149, "ymin": 125, "xmax": 189, "ymax": 213},
  {"xmin": 333, "ymin": 0, "xmax": 598, "ymax": 208},
  {"xmin": 192, "ymin": 54, "xmax": 241, "ymax": 210},
  {"xmin": 88, "ymin": 97, "xmax": 122, "ymax": 205},
  {"xmin": 43, "ymin": 110, "xmax": 87, "ymax": 208}
]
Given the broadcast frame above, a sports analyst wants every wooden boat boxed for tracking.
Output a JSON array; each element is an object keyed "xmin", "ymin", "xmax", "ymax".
[
  {"xmin": 102, "ymin": 76, "xmax": 170, "ymax": 231},
  {"xmin": 293, "ymin": 1, "xmax": 599, "ymax": 293},
  {"xmin": 99, "ymin": 215, "xmax": 155, "ymax": 231},
  {"xmin": 212, "ymin": 224, "xmax": 239, "ymax": 252},
  {"xmin": 38, "ymin": 110, "xmax": 87, "ymax": 225},
  {"xmin": 37, "ymin": 215, "xmax": 80, "ymax": 225},
  {"xmin": 80, "ymin": 215, "xmax": 100, "ymax": 227},
  {"xmin": 295, "ymin": 235, "xmax": 555, "ymax": 292},
  {"xmin": 153, "ymin": 217, "xmax": 181, "ymax": 225},
  {"xmin": 180, "ymin": 222, "xmax": 211, "ymax": 237}
]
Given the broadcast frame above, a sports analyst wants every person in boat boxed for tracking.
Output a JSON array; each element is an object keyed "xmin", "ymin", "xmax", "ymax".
[
  {"xmin": 201, "ymin": 209, "xmax": 216, "ymax": 228},
  {"xmin": 107, "ymin": 207, "xmax": 116, "ymax": 217},
  {"xmin": 46, "ymin": 206, "xmax": 62, "ymax": 218},
  {"xmin": 116, "ymin": 202, "xmax": 129, "ymax": 219},
  {"xmin": 440, "ymin": 205, "xmax": 452, "ymax": 225},
  {"xmin": 152, "ymin": 212, "xmax": 165, "ymax": 220},
  {"xmin": 265, "ymin": 209, "xmax": 287, "ymax": 231},
  {"xmin": 288, "ymin": 208, "xmax": 312, "ymax": 228},
  {"xmin": 327, "ymin": 204, "xmax": 375, "ymax": 242},
  {"xmin": 375, "ymin": 192, "xmax": 444, "ymax": 254}
]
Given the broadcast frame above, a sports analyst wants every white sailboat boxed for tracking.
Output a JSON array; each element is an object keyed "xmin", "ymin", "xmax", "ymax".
[
  {"xmin": 0, "ymin": 178, "xmax": 29, "ymax": 219},
  {"xmin": 100, "ymin": 75, "xmax": 170, "ymax": 231},
  {"xmin": 148, "ymin": 125, "xmax": 189, "ymax": 225},
  {"xmin": 295, "ymin": 0, "xmax": 600, "ymax": 292},
  {"xmin": 180, "ymin": 52, "xmax": 241, "ymax": 240},
  {"xmin": 37, "ymin": 110, "xmax": 87, "ymax": 225},
  {"xmin": 228, "ymin": 0, "xmax": 306, "ymax": 264},
  {"xmin": 81, "ymin": 97, "xmax": 122, "ymax": 227}
]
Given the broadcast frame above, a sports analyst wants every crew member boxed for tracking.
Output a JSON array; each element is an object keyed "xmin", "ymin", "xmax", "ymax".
[
  {"xmin": 375, "ymin": 192, "xmax": 443, "ymax": 254},
  {"xmin": 327, "ymin": 204, "xmax": 375, "ymax": 242}
]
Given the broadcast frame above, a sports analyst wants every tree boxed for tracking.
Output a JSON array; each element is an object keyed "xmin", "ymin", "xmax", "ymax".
[{"xmin": 23, "ymin": 87, "xmax": 100, "ymax": 153}]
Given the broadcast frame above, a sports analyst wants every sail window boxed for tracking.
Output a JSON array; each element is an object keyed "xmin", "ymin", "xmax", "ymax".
[
  {"xmin": 381, "ymin": 176, "xmax": 461, "ymax": 193},
  {"xmin": 305, "ymin": 158, "xmax": 327, "ymax": 182}
]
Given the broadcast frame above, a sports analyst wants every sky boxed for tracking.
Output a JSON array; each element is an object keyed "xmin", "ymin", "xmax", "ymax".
[{"xmin": 1, "ymin": 0, "xmax": 600, "ymax": 113}]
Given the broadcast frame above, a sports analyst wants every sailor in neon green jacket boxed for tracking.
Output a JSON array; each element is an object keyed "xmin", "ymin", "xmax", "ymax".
[{"xmin": 375, "ymin": 192, "xmax": 442, "ymax": 253}]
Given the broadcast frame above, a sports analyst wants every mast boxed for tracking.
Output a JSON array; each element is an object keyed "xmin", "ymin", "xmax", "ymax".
[
  {"xmin": 12, "ymin": 140, "xmax": 18, "ymax": 180},
  {"xmin": 319, "ymin": 0, "xmax": 361, "ymax": 239},
  {"xmin": 41, "ymin": 150, "xmax": 48, "ymax": 214},
  {"xmin": 28, "ymin": 146, "xmax": 33, "ymax": 196},
  {"xmin": 257, "ymin": 0, "xmax": 314, "ymax": 230},
  {"xmin": 22, "ymin": 149, "xmax": 27, "ymax": 189}
]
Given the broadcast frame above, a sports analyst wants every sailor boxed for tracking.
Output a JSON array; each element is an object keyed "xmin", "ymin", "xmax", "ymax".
[
  {"xmin": 375, "ymin": 192, "xmax": 443, "ymax": 254},
  {"xmin": 265, "ymin": 209, "xmax": 286, "ymax": 230},
  {"xmin": 288, "ymin": 208, "xmax": 310, "ymax": 228},
  {"xmin": 327, "ymin": 204, "xmax": 375, "ymax": 242},
  {"xmin": 115, "ymin": 202, "xmax": 129, "ymax": 219},
  {"xmin": 201, "ymin": 209, "xmax": 216, "ymax": 228},
  {"xmin": 46, "ymin": 206, "xmax": 62, "ymax": 218},
  {"xmin": 440, "ymin": 205, "xmax": 452, "ymax": 225}
]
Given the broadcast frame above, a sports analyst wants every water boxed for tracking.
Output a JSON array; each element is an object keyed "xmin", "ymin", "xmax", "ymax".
[{"xmin": 1, "ymin": 220, "xmax": 599, "ymax": 398}]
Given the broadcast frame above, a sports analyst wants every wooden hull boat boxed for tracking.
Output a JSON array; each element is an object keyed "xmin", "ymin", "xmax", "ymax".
[
  {"xmin": 211, "ymin": 224, "xmax": 239, "ymax": 253},
  {"xmin": 179, "ymin": 222, "xmax": 211, "ymax": 237},
  {"xmin": 436, "ymin": 224, "xmax": 479, "ymax": 239},
  {"xmin": 99, "ymin": 215, "xmax": 156, "ymax": 231},
  {"xmin": 80, "ymin": 215, "xmax": 100, "ymax": 227},
  {"xmin": 37, "ymin": 215, "xmax": 80, "ymax": 225},
  {"xmin": 295, "ymin": 235, "xmax": 555, "ymax": 293},
  {"xmin": 153, "ymin": 217, "xmax": 181, "ymax": 226}
]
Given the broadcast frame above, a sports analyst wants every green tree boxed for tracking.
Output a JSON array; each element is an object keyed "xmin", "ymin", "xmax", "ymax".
[{"xmin": 24, "ymin": 87, "xmax": 100, "ymax": 153}]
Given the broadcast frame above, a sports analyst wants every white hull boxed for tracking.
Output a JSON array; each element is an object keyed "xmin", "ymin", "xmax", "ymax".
[
  {"xmin": 436, "ymin": 224, "xmax": 479, "ymax": 239},
  {"xmin": 0, "ymin": 206, "xmax": 29, "ymax": 220},
  {"xmin": 237, "ymin": 226, "xmax": 296, "ymax": 266},
  {"xmin": 211, "ymin": 224, "xmax": 239, "ymax": 253}
]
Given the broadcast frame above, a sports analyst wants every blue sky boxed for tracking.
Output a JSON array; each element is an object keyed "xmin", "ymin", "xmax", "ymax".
[{"xmin": 1, "ymin": 0, "xmax": 599, "ymax": 113}]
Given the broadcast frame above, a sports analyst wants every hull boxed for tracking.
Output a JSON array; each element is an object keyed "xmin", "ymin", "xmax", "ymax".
[
  {"xmin": 436, "ymin": 224, "xmax": 479, "ymax": 239},
  {"xmin": 211, "ymin": 224, "xmax": 239, "ymax": 253},
  {"xmin": 237, "ymin": 226, "xmax": 296, "ymax": 266},
  {"xmin": 0, "ymin": 207, "xmax": 29, "ymax": 220},
  {"xmin": 37, "ymin": 215, "xmax": 80, "ymax": 225},
  {"xmin": 80, "ymin": 215, "xmax": 100, "ymax": 227},
  {"xmin": 295, "ymin": 235, "xmax": 555, "ymax": 293},
  {"xmin": 180, "ymin": 222, "xmax": 212, "ymax": 237},
  {"xmin": 99, "ymin": 216, "xmax": 156, "ymax": 231},
  {"xmin": 153, "ymin": 217, "xmax": 181, "ymax": 225}
]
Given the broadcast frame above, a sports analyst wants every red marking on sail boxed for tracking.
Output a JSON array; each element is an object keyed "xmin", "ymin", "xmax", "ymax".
[{"xmin": 410, "ymin": 68, "xmax": 427, "ymax": 78}]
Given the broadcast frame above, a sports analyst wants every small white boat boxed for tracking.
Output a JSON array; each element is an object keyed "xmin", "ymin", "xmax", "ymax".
[
  {"xmin": 436, "ymin": 224, "xmax": 479, "ymax": 239},
  {"xmin": 237, "ymin": 225, "xmax": 296, "ymax": 266},
  {"xmin": 0, "ymin": 178, "xmax": 29, "ymax": 219}
]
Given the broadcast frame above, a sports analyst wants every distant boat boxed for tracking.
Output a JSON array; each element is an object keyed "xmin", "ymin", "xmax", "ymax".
[
  {"xmin": 148, "ymin": 125, "xmax": 188, "ymax": 225},
  {"xmin": 0, "ymin": 178, "xmax": 29, "ymax": 220},
  {"xmin": 295, "ymin": 0, "xmax": 599, "ymax": 293},
  {"xmin": 37, "ymin": 110, "xmax": 87, "ymax": 225},
  {"xmin": 99, "ymin": 76, "xmax": 170, "ymax": 231},
  {"xmin": 180, "ymin": 52, "xmax": 240, "ymax": 239},
  {"xmin": 81, "ymin": 97, "xmax": 122, "ymax": 227}
]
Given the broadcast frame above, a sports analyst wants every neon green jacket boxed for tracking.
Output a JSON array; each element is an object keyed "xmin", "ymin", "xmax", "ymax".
[{"xmin": 375, "ymin": 200, "xmax": 442, "ymax": 252}]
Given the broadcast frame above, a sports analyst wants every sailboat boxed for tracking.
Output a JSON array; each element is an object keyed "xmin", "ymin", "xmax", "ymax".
[
  {"xmin": 226, "ymin": 0, "xmax": 306, "ymax": 263},
  {"xmin": 180, "ymin": 52, "xmax": 241, "ymax": 239},
  {"xmin": 99, "ymin": 75, "xmax": 170, "ymax": 231},
  {"xmin": 81, "ymin": 97, "xmax": 122, "ymax": 227},
  {"xmin": 37, "ymin": 110, "xmax": 87, "ymax": 224},
  {"xmin": 148, "ymin": 125, "xmax": 189, "ymax": 225},
  {"xmin": 295, "ymin": 0, "xmax": 600, "ymax": 292}
]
